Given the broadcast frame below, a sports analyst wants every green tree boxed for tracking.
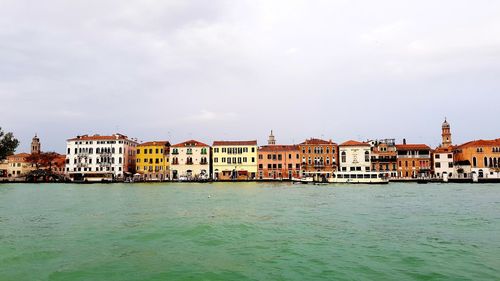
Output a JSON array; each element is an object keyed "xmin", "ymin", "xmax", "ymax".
[{"xmin": 0, "ymin": 127, "xmax": 19, "ymax": 160}]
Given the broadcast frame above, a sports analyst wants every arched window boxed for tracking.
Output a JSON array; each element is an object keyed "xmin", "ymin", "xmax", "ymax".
[
  {"xmin": 341, "ymin": 151, "xmax": 346, "ymax": 163},
  {"xmin": 365, "ymin": 151, "xmax": 369, "ymax": 162},
  {"xmin": 484, "ymin": 157, "xmax": 488, "ymax": 167},
  {"xmin": 473, "ymin": 157, "xmax": 477, "ymax": 167},
  {"xmin": 490, "ymin": 157, "xmax": 493, "ymax": 168}
]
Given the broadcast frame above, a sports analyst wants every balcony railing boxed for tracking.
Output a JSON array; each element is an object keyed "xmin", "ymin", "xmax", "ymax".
[{"xmin": 397, "ymin": 155, "xmax": 430, "ymax": 159}]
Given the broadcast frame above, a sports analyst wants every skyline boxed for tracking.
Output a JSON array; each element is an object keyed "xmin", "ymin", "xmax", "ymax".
[
  {"xmin": 1, "ymin": 0, "xmax": 500, "ymax": 153},
  {"xmin": 5, "ymin": 117, "xmax": 496, "ymax": 154}
]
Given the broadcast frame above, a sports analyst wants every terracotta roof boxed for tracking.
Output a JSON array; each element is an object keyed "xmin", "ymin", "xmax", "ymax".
[
  {"xmin": 172, "ymin": 139, "xmax": 210, "ymax": 147},
  {"xmin": 138, "ymin": 141, "xmax": 170, "ymax": 147},
  {"xmin": 340, "ymin": 140, "xmax": 370, "ymax": 147},
  {"xmin": 213, "ymin": 140, "xmax": 257, "ymax": 146},
  {"xmin": 7, "ymin": 153, "xmax": 31, "ymax": 159},
  {"xmin": 299, "ymin": 138, "xmax": 335, "ymax": 145},
  {"xmin": 67, "ymin": 134, "xmax": 135, "ymax": 142},
  {"xmin": 433, "ymin": 145, "xmax": 456, "ymax": 153},
  {"xmin": 457, "ymin": 139, "xmax": 500, "ymax": 148},
  {"xmin": 396, "ymin": 144, "xmax": 431, "ymax": 151},
  {"xmin": 259, "ymin": 145, "xmax": 299, "ymax": 152}
]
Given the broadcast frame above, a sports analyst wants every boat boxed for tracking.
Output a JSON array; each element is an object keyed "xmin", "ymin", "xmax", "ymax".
[
  {"xmin": 292, "ymin": 177, "xmax": 314, "ymax": 184},
  {"xmin": 328, "ymin": 172, "xmax": 389, "ymax": 184}
]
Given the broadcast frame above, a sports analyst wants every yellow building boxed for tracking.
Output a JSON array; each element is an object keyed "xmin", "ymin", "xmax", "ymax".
[
  {"xmin": 135, "ymin": 141, "xmax": 170, "ymax": 181},
  {"xmin": 212, "ymin": 140, "xmax": 258, "ymax": 180}
]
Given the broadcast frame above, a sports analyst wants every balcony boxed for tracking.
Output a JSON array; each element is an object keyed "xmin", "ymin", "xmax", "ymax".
[
  {"xmin": 397, "ymin": 155, "xmax": 430, "ymax": 159},
  {"xmin": 371, "ymin": 156, "xmax": 397, "ymax": 162}
]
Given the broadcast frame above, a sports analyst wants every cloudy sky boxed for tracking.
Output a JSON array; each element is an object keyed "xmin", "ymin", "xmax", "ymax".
[{"xmin": 1, "ymin": 0, "xmax": 499, "ymax": 153}]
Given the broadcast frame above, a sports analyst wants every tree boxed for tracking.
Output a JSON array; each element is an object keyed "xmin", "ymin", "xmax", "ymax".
[
  {"xmin": 26, "ymin": 152, "xmax": 60, "ymax": 170},
  {"xmin": 0, "ymin": 127, "xmax": 19, "ymax": 160}
]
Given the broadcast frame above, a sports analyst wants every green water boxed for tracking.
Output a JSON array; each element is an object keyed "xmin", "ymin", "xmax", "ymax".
[{"xmin": 0, "ymin": 183, "xmax": 499, "ymax": 281}]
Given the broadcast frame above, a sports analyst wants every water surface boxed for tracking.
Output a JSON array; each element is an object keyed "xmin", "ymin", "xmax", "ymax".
[{"xmin": 0, "ymin": 182, "xmax": 499, "ymax": 281}]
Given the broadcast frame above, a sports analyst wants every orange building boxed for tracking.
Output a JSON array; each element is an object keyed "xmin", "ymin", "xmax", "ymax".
[
  {"xmin": 298, "ymin": 138, "xmax": 338, "ymax": 181},
  {"xmin": 258, "ymin": 145, "xmax": 301, "ymax": 180},
  {"xmin": 454, "ymin": 139, "xmax": 500, "ymax": 179},
  {"xmin": 396, "ymin": 142, "xmax": 432, "ymax": 178},
  {"xmin": 369, "ymin": 139, "xmax": 398, "ymax": 178}
]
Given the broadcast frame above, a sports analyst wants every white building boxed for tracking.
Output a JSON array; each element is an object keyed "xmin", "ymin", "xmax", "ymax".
[
  {"xmin": 170, "ymin": 140, "xmax": 210, "ymax": 180},
  {"xmin": 433, "ymin": 146, "xmax": 455, "ymax": 180},
  {"xmin": 65, "ymin": 134, "xmax": 138, "ymax": 181},
  {"xmin": 338, "ymin": 140, "xmax": 372, "ymax": 173}
]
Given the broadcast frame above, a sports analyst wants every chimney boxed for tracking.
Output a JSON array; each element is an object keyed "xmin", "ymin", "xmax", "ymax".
[{"xmin": 403, "ymin": 138, "xmax": 407, "ymax": 145}]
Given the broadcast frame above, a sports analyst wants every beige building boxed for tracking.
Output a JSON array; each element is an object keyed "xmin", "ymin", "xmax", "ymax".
[
  {"xmin": 170, "ymin": 140, "xmax": 210, "ymax": 180},
  {"xmin": 6, "ymin": 153, "xmax": 35, "ymax": 179}
]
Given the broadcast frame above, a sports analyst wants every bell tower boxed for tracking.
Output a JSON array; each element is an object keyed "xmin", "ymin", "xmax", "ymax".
[
  {"xmin": 441, "ymin": 118, "xmax": 452, "ymax": 148},
  {"xmin": 268, "ymin": 130, "xmax": 276, "ymax": 145},
  {"xmin": 31, "ymin": 134, "xmax": 41, "ymax": 154}
]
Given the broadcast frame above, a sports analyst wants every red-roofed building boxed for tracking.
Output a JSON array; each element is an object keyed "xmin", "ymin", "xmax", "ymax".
[
  {"xmin": 65, "ymin": 133, "xmax": 138, "ymax": 182},
  {"xmin": 6, "ymin": 153, "xmax": 35, "ymax": 178},
  {"xmin": 338, "ymin": 140, "xmax": 371, "ymax": 174},
  {"xmin": 453, "ymin": 138, "xmax": 500, "ymax": 179},
  {"xmin": 396, "ymin": 140, "xmax": 432, "ymax": 178},
  {"xmin": 212, "ymin": 140, "xmax": 258, "ymax": 180},
  {"xmin": 257, "ymin": 133, "xmax": 301, "ymax": 180},
  {"xmin": 298, "ymin": 138, "xmax": 338, "ymax": 181},
  {"xmin": 135, "ymin": 141, "xmax": 171, "ymax": 181},
  {"xmin": 170, "ymin": 140, "xmax": 210, "ymax": 180}
]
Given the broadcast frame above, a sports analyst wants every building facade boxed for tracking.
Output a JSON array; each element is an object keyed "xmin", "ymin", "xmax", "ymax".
[
  {"xmin": 298, "ymin": 138, "xmax": 338, "ymax": 181},
  {"xmin": 212, "ymin": 140, "xmax": 258, "ymax": 180},
  {"xmin": 338, "ymin": 140, "xmax": 372, "ymax": 173},
  {"xmin": 170, "ymin": 140, "xmax": 210, "ymax": 180},
  {"xmin": 258, "ymin": 145, "xmax": 301, "ymax": 180},
  {"xmin": 453, "ymin": 139, "xmax": 500, "ymax": 179},
  {"xmin": 6, "ymin": 153, "xmax": 34, "ymax": 178},
  {"xmin": 65, "ymin": 134, "xmax": 138, "ymax": 181},
  {"xmin": 396, "ymin": 142, "xmax": 432, "ymax": 178},
  {"xmin": 135, "ymin": 141, "xmax": 170, "ymax": 181},
  {"xmin": 369, "ymin": 139, "xmax": 398, "ymax": 178}
]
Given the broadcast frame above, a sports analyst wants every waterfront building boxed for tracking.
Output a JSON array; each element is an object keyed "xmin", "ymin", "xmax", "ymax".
[
  {"xmin": 338, "ymin": 140, "xmax": 372, "ymax": 173},
  {"xmin": 298, "ymin": 138, "xmax": 338, "ymax": 181},
  {"xmin": 257, "ymin": 131, "xmax": 301, "ymax": 180},
  {"xmin": 453, "ymin": 139, "xmax": 500, "ymax": 179},
  {"xmin": 6, "ymin": 153, "xmax": 34, "ymax": 178},
  {"xmin": 212, "ymin": 140, "xmax": 258, "ymax": 180},
  {"xmin": 258, "ymin": 145, "xmax": 301, "ymax": 180},
  {"xmin": 65, "ymin": 133, "xmax": 138, "ymax": 181},
  {"xmin": 368, "ymin": 139, "xmax": 398, "ymax": 178},
  {"xmin": 433, "ymin": 119, "xmax": 455, "ymax": 179},
  {"xmin": 396, "ymin": 141, "xmax": 432, "ymax": 178},
  {"xmin": 170, "ymin": 140, "xmax": 210, "ymax": 180},
  {"xmin": 135, "ymin": 141, "xmax": 171, "ymax": 181}
]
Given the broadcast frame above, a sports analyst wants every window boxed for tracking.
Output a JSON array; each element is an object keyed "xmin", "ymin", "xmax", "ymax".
[
  {"xmin": 252, "ymin": 157, "xmax": 255, "ymax": 163},
  {"xmin": 365, "ymin": 151, "xmax": 369, "ymax": 162},
  {"xmin": 448, "ymin": 163, "xmax": 453, "ymax": 168},
  {"xmin": 341, "ymin": 151, "xmax": 346, "ymax": 163},
  {"xmin": 435, "ymin": 154, "xmax": 440, "ymax": 159},
  {"xmin": 447, "ymin": 154, "xmax": 452, "ymax": 159},
  {"xmin": 435, "ymin": 162, "xmax": 441, "ymax": 168}
]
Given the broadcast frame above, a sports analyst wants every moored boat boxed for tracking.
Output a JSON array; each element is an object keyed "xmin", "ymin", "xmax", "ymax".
[{"xmin": 328, "ymin": 172, "xmax": 389, "ymax": 184}]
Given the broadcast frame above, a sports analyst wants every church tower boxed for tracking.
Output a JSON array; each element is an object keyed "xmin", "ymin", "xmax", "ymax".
[
  {"xmin": 441, "ymin": 118, "xmax": 452, "ymax": 148},
  {"xmin": 31, "ymin": 134, "xmax": 41, "ymax": 154},
  {"xmin": 268, "ymin": 130, "xmax": 276, "ymax": 145}
]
